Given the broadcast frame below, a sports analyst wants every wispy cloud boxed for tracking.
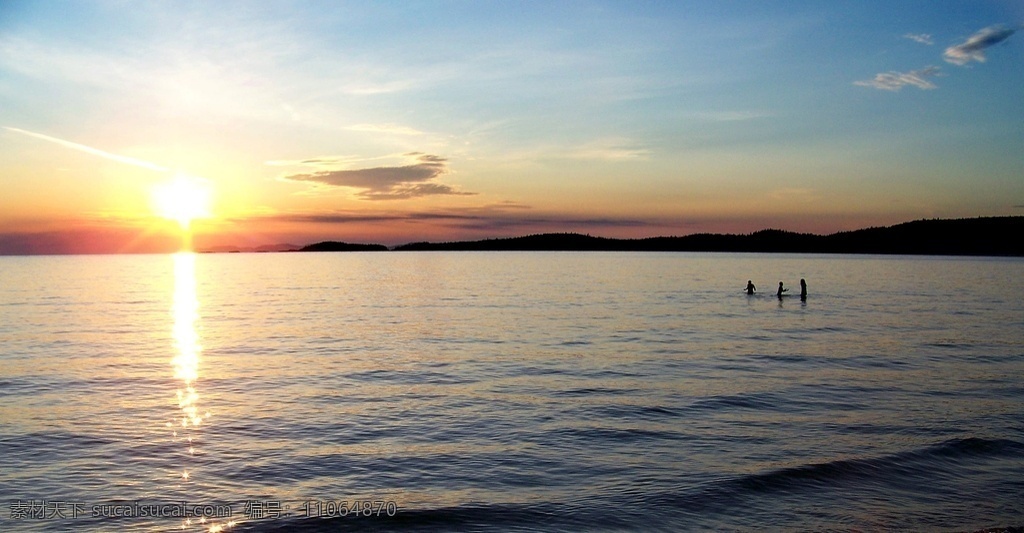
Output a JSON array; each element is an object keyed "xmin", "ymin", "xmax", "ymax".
[
  {"xmin": 903, "ymin": 33, "xmax": 934, "ymax": 45},
  {"xmin": 944, "ymin": 25, "xmax": 1017, "ymax": 65},
  {"xmin": 858, "ymin": 24, "xmax": 1018, "ymax": 92},
  {"xmin": 694, "ymin": 110, "xmax": 774, "ymax": 122},
  {"xmin": 768, "ymin": 188, "xmax": 819, "ymax": 202},
  {"xmin": 280, "ymin": 152, "xmax": 474, "ymax": 200},
  {"xmin": 346, "ymin": 123, "xmax": 425, "ymax": 136},
  {"xmin": 565, "ymin": 138, "xmax": 652, "ymax": 161},
  {"xmin": 0, "ymin": 34, "xmax": 286, "ymax": 124},
  {"xmin": 854, "ymin": 66, "xmax": 941, "ymax": 91},
  {"xmin": 4, "ymin": 126, "xmax": 169, "ymax": 172},
  {"xmin": 0, "ymin": 36, "xmax": 138, "ymax": 89},
  {"xmin": 341, "ymin": 80, "xmax": 416, "ymax": 96}
]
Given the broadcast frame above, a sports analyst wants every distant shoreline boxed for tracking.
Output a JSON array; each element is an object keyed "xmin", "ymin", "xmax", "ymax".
[{"xmin": 233, "ymin": 216, "xmax": 1023, "ymax": 257}]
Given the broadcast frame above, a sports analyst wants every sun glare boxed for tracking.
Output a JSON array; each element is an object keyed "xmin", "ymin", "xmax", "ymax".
[{"xmin": 151, "ymin": 174, "xmax": 213, "ymax": 229}]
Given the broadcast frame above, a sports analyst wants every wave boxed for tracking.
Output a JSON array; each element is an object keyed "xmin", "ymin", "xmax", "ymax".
[
  {"xmin": 651, "ymin": 437, "xmax": 1024, "ymax": 523},
  {"xmin": 233, "ymin": 437, "xmax": 1024, "ymax": 532}
]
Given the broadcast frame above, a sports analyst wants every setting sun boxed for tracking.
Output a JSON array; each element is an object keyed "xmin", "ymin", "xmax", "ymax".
[{"xmin": 151, "ymin": 174, "xmax": 213, "ymax": 229}]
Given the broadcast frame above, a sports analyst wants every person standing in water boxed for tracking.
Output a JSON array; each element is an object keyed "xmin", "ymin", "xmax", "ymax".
[
  {"xmin": 746, "ymin": 280, "xmax": 756, "ymax": 295},
  {"xmin": 800, "ymin": 279, "xmax": 807, "ymax": 301},
  {"xmin": 777, "ymin": 281, "xmax": 787, "ymax": 298}
]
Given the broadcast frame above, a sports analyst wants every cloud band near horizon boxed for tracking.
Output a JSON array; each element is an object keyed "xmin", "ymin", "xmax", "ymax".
[{"xmin": 241, "ymin": 203, "xmax": 659, "ymax": 234}]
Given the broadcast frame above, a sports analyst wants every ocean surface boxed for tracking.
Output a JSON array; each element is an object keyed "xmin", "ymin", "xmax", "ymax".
[{"xmin": 1, "ymin": 252, "xmax": 1023, "ymax": 532}]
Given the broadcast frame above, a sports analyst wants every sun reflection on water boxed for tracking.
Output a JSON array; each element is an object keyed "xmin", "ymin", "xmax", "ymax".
[
  {"xmin": 172, "ymin": 251, "xmax": 203, "ymax": 444},
  {"xmin": 169, "ymin": 252, "xmax": 235, "ymax": 533}
]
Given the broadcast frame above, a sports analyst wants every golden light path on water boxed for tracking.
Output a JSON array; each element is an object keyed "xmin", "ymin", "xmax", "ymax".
[
  {"xmin": 172, "ymin": 252, "xmax": 202, "ymax": 440},
  {"xmin": 170, "ymin": 252, "xmax": 236, "ymax": 532}
]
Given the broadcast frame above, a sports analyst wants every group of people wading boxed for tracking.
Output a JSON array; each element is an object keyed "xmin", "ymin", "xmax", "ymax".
[{"xmin": 745, "ymin": 278, "xmax": 807, "ymax": 301}]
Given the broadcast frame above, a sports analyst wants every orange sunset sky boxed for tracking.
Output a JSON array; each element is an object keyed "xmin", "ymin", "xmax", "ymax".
[{"xmin": 2, "ymin": 1, "xmax": 1023, "ymax": 253}]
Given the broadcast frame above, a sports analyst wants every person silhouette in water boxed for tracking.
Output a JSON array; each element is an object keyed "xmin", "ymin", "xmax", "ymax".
[
  {"xmin": 746, "ymin": 280, "xmax": 756, "ymax": 295},
  {"xmin": 800, "ymin": 279, "xmax": 807, "ymax": 301},
  {"xmin": 777, "ymin": 281, "xmax": 787, "ymax": 299}
]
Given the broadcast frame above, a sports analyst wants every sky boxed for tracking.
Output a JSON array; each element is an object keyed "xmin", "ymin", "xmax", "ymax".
[{"xmin": 1, "ymin": 0, "xmax": 1022, "ymax": 253}]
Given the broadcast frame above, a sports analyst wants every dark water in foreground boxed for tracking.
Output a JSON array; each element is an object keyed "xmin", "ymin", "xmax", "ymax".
[{"xmin": 1, "ymin": 252, "xmax": 1023, "ymax": 532}]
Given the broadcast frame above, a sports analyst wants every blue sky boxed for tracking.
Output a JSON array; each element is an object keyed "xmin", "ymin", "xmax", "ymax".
[{"xmin": 1, "ymin": 1, "xmax": 1022, "ymax": 251}]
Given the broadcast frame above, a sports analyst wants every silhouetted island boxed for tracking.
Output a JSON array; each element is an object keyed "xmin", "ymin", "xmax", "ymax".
[
  {"xmin": 299, "ymin": 241, "xmax": 389, "ymax": 252},
  {"xmin": 389, "ymin": 217, "xmax": 1024, "ymax": 256}
]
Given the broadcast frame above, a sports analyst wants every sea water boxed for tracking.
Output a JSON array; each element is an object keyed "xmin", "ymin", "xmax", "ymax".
[{"xmin": 1, "ymin": 252, "xmax": 1023, "ymax": 532}]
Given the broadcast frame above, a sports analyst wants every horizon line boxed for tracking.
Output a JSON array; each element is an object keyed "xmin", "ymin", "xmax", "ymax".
[{"xmin": 1, "ymin": 215, "xmax": 1020, "ymax": 256}]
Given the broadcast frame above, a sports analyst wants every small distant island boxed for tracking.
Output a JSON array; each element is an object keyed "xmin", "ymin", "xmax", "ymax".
[{"xmin": 201, "ymin": 216, "xmax": 1024, "ymax": 257}]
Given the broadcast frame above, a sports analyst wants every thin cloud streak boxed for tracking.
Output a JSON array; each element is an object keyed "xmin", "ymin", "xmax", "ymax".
[
  {"xmin": 4, "ymin": 126, "xmax": 169, "ymax": 172},
  {"xmin": 265, "ymin": 155, "xmax": 394, "ymax": 168},
  {"xmin": 854, "ymin": 66, "xmax": 940, "ymax": 91},
  {"xmin": 944, "ymin": 25, "xmax": 1017, "ymax": 65}
]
